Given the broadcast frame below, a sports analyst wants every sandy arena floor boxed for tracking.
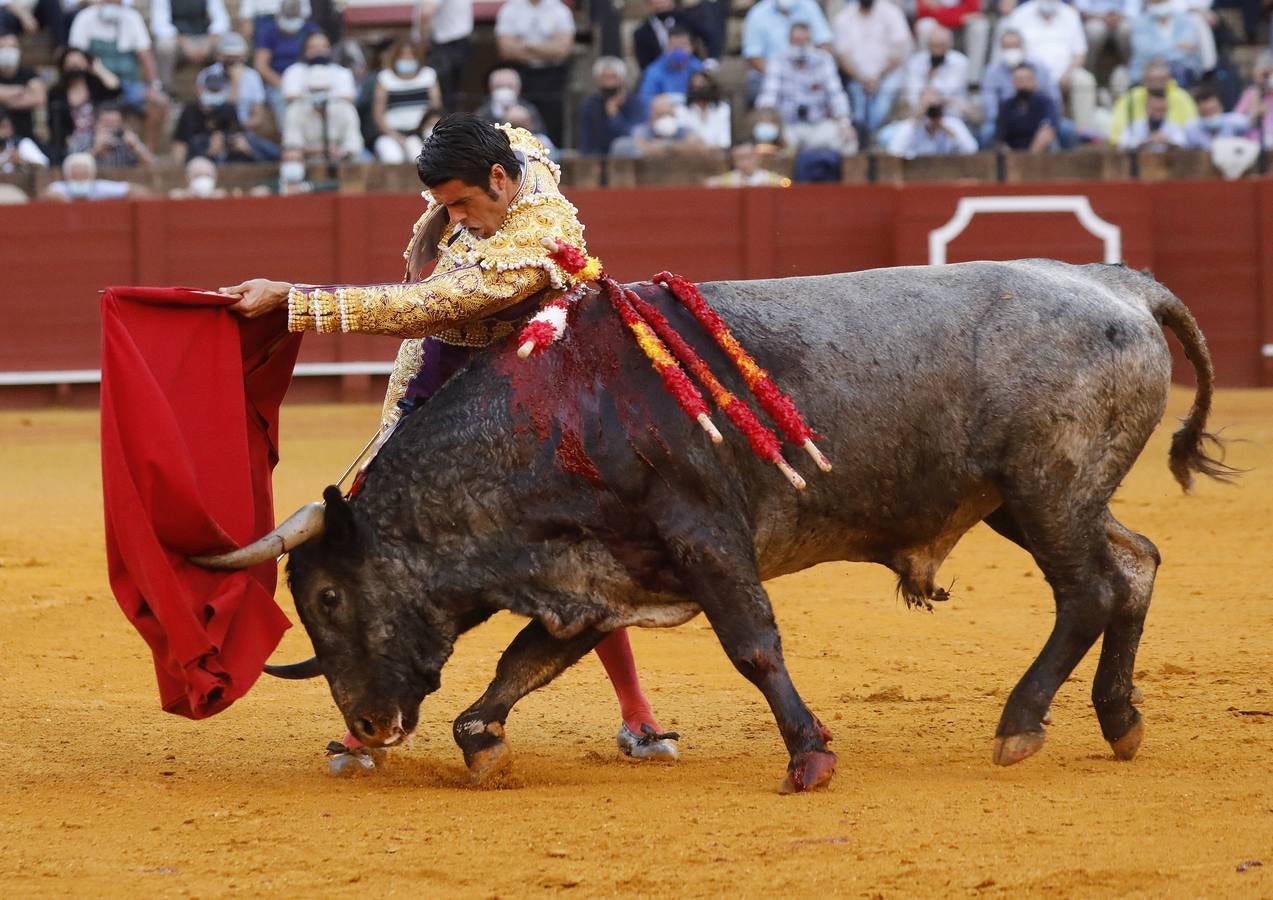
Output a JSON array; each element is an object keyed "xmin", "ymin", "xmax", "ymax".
[{"xmin": 1, "ymin": 388, "xmax": 1270, "ymax": 898}]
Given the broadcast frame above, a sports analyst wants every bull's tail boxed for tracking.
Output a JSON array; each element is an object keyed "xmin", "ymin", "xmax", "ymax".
[{"xmin": 1152, "ymin": 291, "xmax": 1239, "ymax": 491}]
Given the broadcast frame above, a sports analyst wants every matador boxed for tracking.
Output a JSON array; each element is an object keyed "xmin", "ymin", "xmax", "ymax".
[{"xmin": 222, "ymin": 114, "xmax": 677, "ymax": 769}]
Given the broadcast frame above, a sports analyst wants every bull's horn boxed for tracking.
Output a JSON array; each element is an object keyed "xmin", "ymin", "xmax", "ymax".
[
  {"xmin": 189, "ymin": 501, "xmax": 326, "ymax": 570},
  {"xmin": 264, "ymin": 656, "xmax": 323, "ymax": 679}
]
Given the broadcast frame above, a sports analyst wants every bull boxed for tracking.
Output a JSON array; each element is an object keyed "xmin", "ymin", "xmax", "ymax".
[{"xmin": 197, "ymin": 259, "xmax": 1231, "ymax": 793}]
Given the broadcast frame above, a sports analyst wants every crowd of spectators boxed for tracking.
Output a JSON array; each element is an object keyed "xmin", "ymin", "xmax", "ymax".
[{"xmin": 0, "ymin": 0, "xmax": 1270, "ymax": 201}]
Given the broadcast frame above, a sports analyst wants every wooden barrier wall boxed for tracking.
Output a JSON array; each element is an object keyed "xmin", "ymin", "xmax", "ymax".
[{"xmin": 3, "ymin": 178, "xmax": 1271, "ymax": 406}]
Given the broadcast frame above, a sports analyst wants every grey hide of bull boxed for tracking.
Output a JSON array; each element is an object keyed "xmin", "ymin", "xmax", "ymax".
[{"xmin": 205, "ymin": 259, "xmax": 1233, "ymax": 794}]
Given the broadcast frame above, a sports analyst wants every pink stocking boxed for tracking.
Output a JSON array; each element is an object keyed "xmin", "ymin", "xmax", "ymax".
[{"xmin": 595, "ymin": 629, "xmax": 662, "ymax": 733}]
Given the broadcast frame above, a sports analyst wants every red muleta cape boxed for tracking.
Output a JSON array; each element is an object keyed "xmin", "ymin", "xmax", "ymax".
[{"xmin": 100, "ymin": 287, "xmax": 302, "ymax": 719}]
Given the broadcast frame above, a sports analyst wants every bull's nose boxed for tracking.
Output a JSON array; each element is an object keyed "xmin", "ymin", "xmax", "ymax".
[{"xmin": 352, "ymin": 712, "xmax": 405, "ymax": 747}]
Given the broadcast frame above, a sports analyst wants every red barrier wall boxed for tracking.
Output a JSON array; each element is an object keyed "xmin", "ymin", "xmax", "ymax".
[{"xmin": 3, "ymin": 179, "xmax": 1270, "ymax": 404}]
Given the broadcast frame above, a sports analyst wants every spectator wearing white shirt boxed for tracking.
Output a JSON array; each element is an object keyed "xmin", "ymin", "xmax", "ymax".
[
  {"xmin": 1117, "ymin": 90, "xmax": 1187, "ymax": 149},
  {"xmin": 417, "ymin": 0, "xmax": 473, "ymax": 110},
  {"xmin": 0, "ymin": 108, "xmax": 47, "ymax": 172},
  {"xmin": 757, "ymin": 23, "xmax": 856, "ymax": 154},
  {"xmin": 45, "ymin": 151, "xmax": 143, "ymax": 200},
  {"xmin": 494, "ymin": 0, "xmax": 574, "ymax": 146},
  {"xmin": 887, "ymin": 85, "xmax": 979, "ymax": 156},
  {"xmin": 280, "ymin": 30, "xmax": 363, "ymax": 159},
  {"xmin": 678, "ymin": 69, "xmax": 731, "ymax": 149},
  {"xmin": 67, "ymin": 0, "xmax": 169, "ymax": 150},
  {"xmin": 151, "ymin": 0, "xmax": 229, "ymax": 86},
  {"xmin": 371, "ymin": 37, "xmax": 441, "ymax": 164},
  {"xmin": 903, "ymin": 26, "xmax": 971, "ymax": 118},
  {"xmin": 1073, "ymin": 0, "xmax": 1137, "ymax": 78},
  {"xmin": 832, "ymin": 0, "xmax": 912, "ymax": 140},
  {"xmin": 1005, "ymin": 0, "xmax": 1096, "ymax": 131}
]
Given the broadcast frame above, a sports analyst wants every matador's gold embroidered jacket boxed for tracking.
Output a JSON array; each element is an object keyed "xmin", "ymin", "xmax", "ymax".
[{"xmin": 284, "ymin": 125, "xmax": 585, "ymax": 423}]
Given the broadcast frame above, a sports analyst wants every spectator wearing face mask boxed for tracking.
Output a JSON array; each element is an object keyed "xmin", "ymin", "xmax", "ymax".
[
  {"xmin": 994, "ymin": 64, "xmax": 1059, "ymax": 151},
  {"xmin": 198, "ymin": 33, "xmax": 268, "ymax": 135},
  {"xmin": 1233, "ymin": 53, "xmax": 1273, "ymax": 150},
  {"xmin": 748, "ymin": 107, "xmax": 784, "ymax": 150},
  {"xmin": 639, "ymin": 26, "xmax": 703, "ymax": 106},
  {"xmin": 1005, "ymin": 0, "xmax": 1096, "ymax": 132},
  {"xmin": 705, "ymin": 141, "xmax": 790, "ymax": 186},
  {"xmin": 250, "ymin": 144, "xmax": 338, "ymax": 194},
  {"xmin": 91, "ymin": 102, "xmax": 155, "ymax": 168},
  {"xmin": 255, "ymin": 0, "xmax": 320, "ymax": 126},
  {"xmin": 981, "ymin": 29, "xmax": 1063, "ymax": 145},
  {"xmin": 150, "ymin": 0, "xmax": 230, "ymax": 87},
  {"xmin": 1118, "ymin": 91, "xmax": 1187, "ymax": 149},
  {"xmin": 0, "ymin": 33, "xmax": 45, "ymax": 144},
  {"xmin": 237, "ymin": 0, "xmax": 310, "ymax": 40},
  {"xmin": 0, "ymin": 108, "xmax": 47, "ymax": 172},
  {"xmin": 475, "ymin": 67, "xmax": 546, "ymax": 133},
  {"xmin": 1108, "ymin": 58, "xmax": 1197, "ymax": 144},
  {"xmin": 903, "ymin": 25, "xmax": 970, "ymax": 118},
  {"xmin": 174, "ymin": 68, "xmax": 274, "ymax": 163},
  {"xmin": 832, "ymin": 0, "xmax": 912, "ymax": 143},
  {"xmin": 741, "ymin": 0, "xmax": 833, "ymax": 102},
  {"xmin": 1184, "ymin": 87, "xmax": 1251, "ymax": 148},
  {"xmin": 46, "ymin": 48, "xmax": 121, "ymax": 163},
  {"xmin": 169, "ymin": 155, "xmax": 226, "ymax": 197},
  {"xmin": 67, "ymin": 0, "xmax": 169, "ymax": 150},
  {"xmin": 1129, "ymin": 0, "xmax": 1200, "ymax": 87},
  {"xmin": 45, "ymin": 151, "xmax": 140, "ymax": 200},
  {"xmin": 887, "ymin": 84, "xmax": 978, "ymax": 156},
  {"xmin": 280, "ymin": 30, "xmax": 363, "ymax": 160},
  {"xmin": 914, "ymin": 0, "xmax": 990, "ymax": 87},
  {"xmin": 678, "ymin": 69, "xmax": 730, "ymax": 149},
  {"xmin": 757, "ymin": 23, "xmax": 856, "ymax": 154},
  {"xmin": 371, "ymin": 37, "xmax": 441, "ymax": 164},
  {"xmin": 615, "ymin": 91, "xmax": 707, "ymax": 157},
  {"xmin": 577, "ymin": 55, "xmax": 644, "ymax": 155}
]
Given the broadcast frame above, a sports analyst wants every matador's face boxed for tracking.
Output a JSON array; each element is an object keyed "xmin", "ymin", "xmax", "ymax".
[{"xmin": 429, "ymin": 164, "xmax": 516, "ymax": 240}]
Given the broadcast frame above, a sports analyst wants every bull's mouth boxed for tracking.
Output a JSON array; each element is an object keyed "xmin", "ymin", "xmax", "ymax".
[{"xmin": 345, "ymin": 703, "xmax": 421, "ymax": 749}]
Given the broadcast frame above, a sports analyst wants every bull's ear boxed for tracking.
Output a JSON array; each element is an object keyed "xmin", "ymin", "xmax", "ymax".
[{"xmin": 321, "ymin": 485, "xmax": 359, "ymax": 548}]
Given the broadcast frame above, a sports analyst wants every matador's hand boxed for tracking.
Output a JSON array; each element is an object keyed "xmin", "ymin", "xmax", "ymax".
[{"xmin": 219, "ymin": 278, "xmax": 293, "ymax": 318}]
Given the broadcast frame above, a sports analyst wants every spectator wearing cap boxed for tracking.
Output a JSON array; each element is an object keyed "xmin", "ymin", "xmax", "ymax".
[
  {"xmin": 0, "ymin": 33, "xmax": 45, "ymax": 143},
  {"xmin": 199, "ymin": 32, "xmax": 268, "ymax": 133},
  {"xmin": 494, "ymin": 0, "xmax": 575, "ymax": 146},
  {"xmin": 1128, "ymin": 0, "xmax": 1200, "ymax": 87},
  {"xmin": 887, "ymin": 84, "xmax": 978, "ymax": 156},
  {"xmin": 576, "ymin": 55, "xmax": 644, "ymax": 155},
  {"xmin": 280, "ymin": 29, "xmax": 363, "ymax": 160},
  {"xmin": 417, "ymin": 0, "xmax": 473, "ymax": 110},
  {"xmin": 1184, "ymin": 88, "xmax": 1252, "ymax": 148},
  {"xmin": 1117, "ymin": 89, "xmax": 1187, "ymax": 150},
  {"xmin": 0, "ymin": 107, "xmax": 47, "ymax": 172},
  {"xmin": 1233, "ymin": 52, "xmax": 1273, "ymax": 149},
  {"xmin": 255, "ymin": 0, "xmax": 320, "ymax": 126},
  {"xmin": 903, "ymin": 24, "xmax": 971, "ymax": 118},
  {"xmin": 371, "ymin": 36, "xmax": 441, "ymax": 164},
  {"xmin": 46, "ymin": 48, "xmax": 121, "ymax": 163},
  {"xmin": 1005, "ymin": 0, "xmax": 1096, "ymax": 132},
  {"xmin": 67, "ymin": 0, "xmax": 169, "ymax": 150},
  {"xmin": 633, "ymin": 0, "xmax": 712, "ymax": 71},
  {"xmin": 741, "ymin": 0, "xmax": 833, "ymax": 102},
  {"xmin": 757, "ymin": 23, "xmax": 856, "ymax": 154},
  {"xmin": 45, "ymin": 151, "xmax": 143, "ymax": 200},
  {"xmin": 638, "ymin": 25, "xmax": 703, "ymax": 106},
  {"xmin": 151, "ymin": 0, "xmax": 230, "ymax": 86},
  {"xmin": 981, "ymin": 28, "xmax": 1064, "ymax": 145},
  {"xmin": 832, "ymin": 0, "xmax": 912, "ymax": 142},
  {"xmin": 1107, "ymin": 58, "xmax": 1197, "ymax": 144},
  {"xmin": 174, "ymin": 67, "xmax": 275, "ymax": 162},
  {"xmin": 91, "ymin": 102, "xmax": 155, "ymax": 167},
  {"xmin": 475, "ymin": 67, "xmax": 546, "ymax": 132},
  {"xmin": 994, "ymin": 63, "xmax": 1059, "ymax": 151},
  {"xmin": 914, "ymin": 0, "xmax": 990, "ymax": 87}
]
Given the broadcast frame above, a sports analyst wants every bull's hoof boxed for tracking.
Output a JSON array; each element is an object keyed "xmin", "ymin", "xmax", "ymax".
[
  {"xmin": 466, "ymin": 740, "xmax": 511, "ymax": 785},
  {"xmin": 778, "ymin": 750, "xmax": 837, "ymax": 795},
  {"xmin": 616, "ymin": 724, "xmax": 680, "ymax": 762},
  {"xmin": 992, "ymin": 730, "xmax": 1046, "ymax": 766},
  {"xmin": 1109, "ymin": 718, "xmax": 1145, "ymax": 761}
]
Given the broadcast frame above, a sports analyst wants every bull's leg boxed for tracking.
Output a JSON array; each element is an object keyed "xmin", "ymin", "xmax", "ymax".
[
  {"xmin": 665, "ymin": 532, "xmax": 834, "ymax": 794},
  {"xmin": 452, "ymin": 619, "xmax": 603, "ymax": 785},
  {"xmin": 1091, "ymin": 514, "xmax": 1158, "ymax": 760},
  {"xmin": 991, "ymin": 502, "xmax": 1124, "ymax": 766}
]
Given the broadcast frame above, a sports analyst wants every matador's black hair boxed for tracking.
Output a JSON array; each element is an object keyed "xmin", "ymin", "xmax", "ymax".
[{"xmin": 415, "ymin": 113, "xmax": 522, "ymax": 190}]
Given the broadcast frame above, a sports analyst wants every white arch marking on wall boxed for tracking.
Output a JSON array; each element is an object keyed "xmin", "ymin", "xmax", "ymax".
[{"xmin": 928, "ymin": 195, "xmax": 1122, "ymax": 266}]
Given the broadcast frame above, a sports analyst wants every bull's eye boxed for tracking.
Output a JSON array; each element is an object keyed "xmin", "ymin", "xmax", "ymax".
[{"xmin": 318, "ymin": 587, "xmax": 339, "ymax": 609}]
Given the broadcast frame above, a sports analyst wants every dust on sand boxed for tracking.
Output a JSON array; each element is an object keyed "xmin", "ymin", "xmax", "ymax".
[{"xmin": 0, "ymin": 388, "xmax": 1270, "ymax": 897}]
